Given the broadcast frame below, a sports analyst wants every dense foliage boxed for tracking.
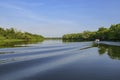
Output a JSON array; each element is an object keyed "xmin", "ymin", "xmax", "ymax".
[
  {"xmin": 62, "ymin": 24, "xmax": 120, "ymax": 42},
  {"xmin": 0, "ymin": 27, "xmax": 44, "ymax": 41}
]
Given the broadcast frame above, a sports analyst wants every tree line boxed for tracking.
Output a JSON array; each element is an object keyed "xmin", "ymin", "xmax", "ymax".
[
  {"xmin": 0, "ymin": 27, "xmax": 44, "ymax": 41},
  {"xmin": 62, "ymin": 23, "xmax": 120, "ymax": 42}
]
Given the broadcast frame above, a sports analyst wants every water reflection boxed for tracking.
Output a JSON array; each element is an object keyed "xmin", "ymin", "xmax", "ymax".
[
  {"xmin": 93, "ymin": 43, "xmax": 120, "ymax": 60},
  {"xmin": 0, "ymin": 40, "xmax": 43, "ymax": 48}
]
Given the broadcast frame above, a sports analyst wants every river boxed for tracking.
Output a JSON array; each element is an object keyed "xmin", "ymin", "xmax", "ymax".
[{"xmin": 0, "ymin": 40, "xmax": 120, "ymax": 80}]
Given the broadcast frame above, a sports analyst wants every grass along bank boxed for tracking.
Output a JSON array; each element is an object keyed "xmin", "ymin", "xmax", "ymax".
[{"xmin": 0, "ymin": 27, "xmax": 44, "ymax": 47}]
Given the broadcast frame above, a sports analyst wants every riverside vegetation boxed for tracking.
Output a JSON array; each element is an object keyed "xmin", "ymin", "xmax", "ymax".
[
  {"xmin": 62, "ymin": 23, "xmax": 120, "ymax": 42},
  {"xmin": 1, "ymin": 23, "xmax": 120, "ymax": 44},
  {"xmin": 0, "ymin": 27, "xmax": 44, "ymax": 47}
]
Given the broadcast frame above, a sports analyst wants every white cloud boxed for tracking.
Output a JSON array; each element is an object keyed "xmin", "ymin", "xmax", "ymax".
[
  {"xmin": 18, "ymin": 2, "xmax": 44, "ymax": 7},
  {"xmin": 0, "ymin": 2, "xmax": 76, "ymax": 23},
  {"xmin": 0, "ymin": 2, "xmax": 83, "ymax": 37}
]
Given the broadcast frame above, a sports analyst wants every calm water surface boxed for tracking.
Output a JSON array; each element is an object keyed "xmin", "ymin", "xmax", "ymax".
[{"xmin": 0, "ymin": 40, "xmax": 120, "ymax": 80}]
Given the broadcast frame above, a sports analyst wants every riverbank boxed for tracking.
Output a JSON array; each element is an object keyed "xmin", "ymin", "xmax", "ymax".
[
  {"xmin": 0, "ymin": 39, "xmax": 44, "ymax": 43},
  {"xmin": 0, "ymin": 27, "xmax": 44, "ymax": 44},
  {"xmin": 0, "ymin": 39, "xmax": 24, "ymax": 43},
  {"xmin": 62, "ymin": 23, "xmax": 120, "ymax": 42}
]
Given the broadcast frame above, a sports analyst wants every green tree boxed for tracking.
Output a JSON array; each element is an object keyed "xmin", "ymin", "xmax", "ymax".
[
  {"xmin": 62, "ymin": 23, "xmax": 120, "ymax": 42},
  {"xmin": 109, "ymin": 24, "xmax": 120, "ymax": 41}
]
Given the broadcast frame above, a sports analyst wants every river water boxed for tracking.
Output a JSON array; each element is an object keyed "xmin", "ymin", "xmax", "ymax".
[{"xmin": 0, "ymin": 40, "xmax": 120, "ymax": 80}]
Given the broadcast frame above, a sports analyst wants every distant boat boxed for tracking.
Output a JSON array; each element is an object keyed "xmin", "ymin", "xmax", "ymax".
[{"xmin": 95, "ymin": 39, "xmax": 100, "ymax": 43}]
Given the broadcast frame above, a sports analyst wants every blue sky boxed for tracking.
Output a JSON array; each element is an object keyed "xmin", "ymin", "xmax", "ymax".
[{"xmin": 0, "ymin": 0, "xmax": 120, "ymax": 37}]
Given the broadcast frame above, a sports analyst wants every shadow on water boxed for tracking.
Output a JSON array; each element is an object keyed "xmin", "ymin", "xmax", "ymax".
[
  {"xmin": 92, "ymin": 43, "xmax": 120, "ymax": 60},
  {"xmin": 0, "ymin": 51, "xmax": 15, "ymax": 54}
]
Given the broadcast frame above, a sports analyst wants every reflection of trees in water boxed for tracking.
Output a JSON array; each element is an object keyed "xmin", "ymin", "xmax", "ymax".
[
  {"xmin": 93, "ymin": 43, "xmax": 120, "ymax": 60},
  {"xmin": 0, "ymin": 40, "xmax": 43, "ymax": 48}
]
